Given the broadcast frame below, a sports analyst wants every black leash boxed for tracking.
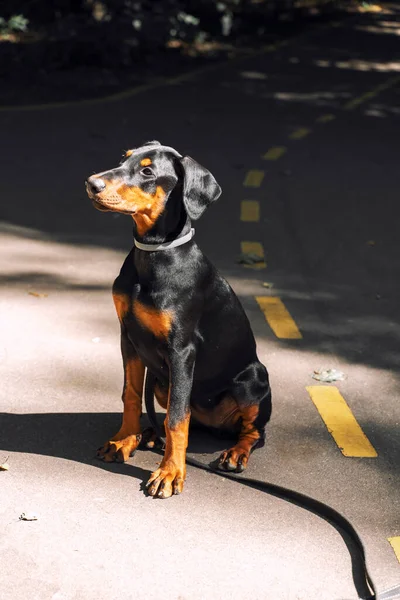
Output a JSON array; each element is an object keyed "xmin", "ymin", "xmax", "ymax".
[{"xmin": 144, "ymin": 369, "xmax": 400, "ymax": 600}]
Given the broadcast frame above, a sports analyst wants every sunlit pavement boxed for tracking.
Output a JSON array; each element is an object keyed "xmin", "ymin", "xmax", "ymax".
[{"xmin": 1, "ymin": 5, "xmax": 400, "ymax": 600}]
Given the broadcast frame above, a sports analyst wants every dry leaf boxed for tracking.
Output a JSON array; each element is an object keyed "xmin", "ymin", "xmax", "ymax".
[{"xmin": 28, "ymin": 291, "xmax": 48, "ymax": 298}]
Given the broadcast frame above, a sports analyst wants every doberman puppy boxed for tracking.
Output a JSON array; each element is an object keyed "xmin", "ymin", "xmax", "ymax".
[{"xmin": 85, "ymin": 141, "xmax": 272, "ymax": 498}]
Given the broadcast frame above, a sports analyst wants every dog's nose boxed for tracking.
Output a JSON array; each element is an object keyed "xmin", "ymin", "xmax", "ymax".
[{"xmin": 86, "ymin": 176, "xmax": 106, "ymax": 194}]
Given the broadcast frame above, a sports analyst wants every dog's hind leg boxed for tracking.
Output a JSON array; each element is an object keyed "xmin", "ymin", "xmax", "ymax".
[{"xmin": 218, "ymin": 361, "xmax": 271, "ymax": 473}]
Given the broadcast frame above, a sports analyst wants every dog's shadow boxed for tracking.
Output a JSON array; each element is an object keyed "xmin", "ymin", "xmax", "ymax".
[{"xmin": 0, "ymin": 411, "xmax": 231, "ymax": 491}]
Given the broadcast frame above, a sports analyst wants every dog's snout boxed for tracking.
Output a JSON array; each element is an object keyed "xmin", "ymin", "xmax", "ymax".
[{"xmin": 86, "ymin": 176, "xmax": 106, "ymax": 194}]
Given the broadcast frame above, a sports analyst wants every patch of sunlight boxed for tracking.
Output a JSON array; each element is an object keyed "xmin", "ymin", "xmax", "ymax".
[
  {"xmin": 379, "ymin": 20, "xmax": 400, "ymax": 28},
  {"xmin": 356, "ymin": 3, "xmax": 383, "ymax": 13},
  {"xmin": 0, "ymin": 221, "xmax": 125, "ymax": 413},
  {"xmin": 273, "ymin": 91, "xmax": 349, "ymax": 104},
  {"xmin": 315, "ymin": 58, "xmax": 400, "ymax": 72},
  {"xmin": 315, "ymin": 59, "xmax": 331, "ymax": 68},
  {"xmin": 0, "ymin": 221, "xmax": 125, "ymax": 291},
  {"xmin": 226, "ymin": 275, "xmax": 338, "ymax": 301},
  {"xmin": 365, "ymin": 108, "xmax": 386, "ymax": 117},
  {"xmin": 356, "ymin": 24, "xmax": 400, "ymax": 35},
  {"xmin": 241, "ymin": 71, "xmax": 268, "ymax": 80}
]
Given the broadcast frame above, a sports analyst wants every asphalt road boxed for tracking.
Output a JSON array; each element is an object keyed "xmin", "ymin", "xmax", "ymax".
[{"xmin": 1, "ymin": 5, "xmax": 400, "ymax": 600}]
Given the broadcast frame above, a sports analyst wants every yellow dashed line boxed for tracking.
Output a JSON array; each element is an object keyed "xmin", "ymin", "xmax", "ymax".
[
  {"xmin": 289, "ymin": 127, "xmax": 311, "ymax": 140},
  {"xmin": 388, "ymin": 537, "xmax": 400, "ymax": 563},
  {"xmin": 240, "ymin": 201, "xmax": 260, "ymax": 222},
  {"xmin": 262, "ymin": 146, "xmax": 287, "ymax": 160},
  {"xmin": 241, "ymin": 241, "xmax": 266, "ymax": 269},
  {"xmin": 243, "ymin": 170, "xmax": 264, "ymax": 188},
  {"xmin": 316, "ymin": 114, "xmax": 336, "ymax": 123},
  {"xmin": 344, "ymin": 74, "xmax": 400, "ymax": 110},
  {"xmin": 255, "ymin": 296, "xmax": 302, "ymax": 339},
  {"xmin": 306, "ymin": 386, "xmax": 378, "ymax": 457}
]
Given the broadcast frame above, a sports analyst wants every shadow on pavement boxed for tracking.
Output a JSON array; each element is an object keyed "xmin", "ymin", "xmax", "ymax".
[
  {"xmin": 0, "ymin": 411, "xmax": 229, "ymax": 474},
  {"xmin": 1, "ymin": 410, "xmax": 399, "ymax": 481}
]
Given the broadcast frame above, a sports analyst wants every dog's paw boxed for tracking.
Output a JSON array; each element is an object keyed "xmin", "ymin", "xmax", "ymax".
[
  {"xmin": 97, "ymin": 433, "xmax": 141, "ymax": 463},
  {"xmin": 218, "ymin": 446, "xmax": 249, "ymax": 473},
  {"xmin": 146, "ymin": 463, "xmax": 185, "ymax": 498}
]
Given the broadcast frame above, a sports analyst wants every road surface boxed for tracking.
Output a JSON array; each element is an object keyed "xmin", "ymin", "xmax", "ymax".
[{"xmin": 1, "ymin": 5, "xmax": 399, "ymax": 600}]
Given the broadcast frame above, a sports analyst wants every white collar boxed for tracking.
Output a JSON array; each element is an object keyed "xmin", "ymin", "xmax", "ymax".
[{"xmin": 134, "ymin": 228, "xmax": 195, "ymax": 251}]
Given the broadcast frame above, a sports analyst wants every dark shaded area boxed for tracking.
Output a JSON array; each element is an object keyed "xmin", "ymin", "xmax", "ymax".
[
  {"xmin": 0, "ymin": 0, "xmax": 340, "ymax": 106},
  {"xmin": 0, "ymin": 411, "xmax": 230, "ymax": 460}
]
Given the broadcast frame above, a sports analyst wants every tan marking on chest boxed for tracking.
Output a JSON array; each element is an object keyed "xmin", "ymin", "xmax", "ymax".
[
  {"xmin": 140, "ymin": 157, "xmax": 152, "ymax": 167},
  {"xmin": 113, "ymin": 292, "xmax": 130, "ymax": 321},
  {"xmin": 117, "ymin": 185, "xmax": 166, "ymax": 236},
  {"xmin": 133, "ymin": 301, "xmax": 173, "ymax": 338}
]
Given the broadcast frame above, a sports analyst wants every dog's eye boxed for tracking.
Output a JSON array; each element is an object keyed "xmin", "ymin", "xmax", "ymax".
[{"xmin": 140, "ymin": 167, "xmax": 154, "ymax": 177}]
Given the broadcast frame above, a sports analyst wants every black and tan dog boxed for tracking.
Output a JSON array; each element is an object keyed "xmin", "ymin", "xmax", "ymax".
[{"xmin": 85, "ymin": 141, "xmax": 272, "ymax": 498}]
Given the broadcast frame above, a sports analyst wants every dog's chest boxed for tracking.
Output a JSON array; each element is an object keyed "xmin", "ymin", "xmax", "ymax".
[{"xmin": 115, "ymin": 275, "xmax": 170, "ymax": 342}]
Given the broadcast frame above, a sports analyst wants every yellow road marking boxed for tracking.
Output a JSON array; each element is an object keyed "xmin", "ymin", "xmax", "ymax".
[
  {"xmin": 262, "ymin": 146, "xmax": 287, "ymax": 160},
  {"xmin": 240, "ymin": 201, "xmax": 260, "ymax": 222},
  {"xmin": 306, "ymin": 386, "xmax": 378, "ymax": 457},
  {"xmin": 388, "ymin": 537, "xmax": 400, "ymax": 563},
  {"xmin": 289, "ymin": 127, "xmax": 311, "ymax": 140},
  {"xmin": 316, "ymin": 114, "xmax": 336, "ymax": 123},
  {"xmin": 255, "ymin": 296, "xmax": 302, "ymax": 339},
  {"xmin": 243, "ymin": 170, "xmax": 264, "ymax": 188},
  {"xmin": 241, "ymin": 241, "xmax": 266, "ymax": 269},
  {"xmin": 344, "ymin": 74, "xmax": 400, "ymax": 110}
]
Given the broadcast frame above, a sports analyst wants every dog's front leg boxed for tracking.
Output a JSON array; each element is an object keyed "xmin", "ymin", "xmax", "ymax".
[
  {"xmin": 97, "ymin": 329, "xmax": 144, "ymax": 462},
  {"xmin": 147, "ymin": 346, "xmax": 195, "ymax": 499}
]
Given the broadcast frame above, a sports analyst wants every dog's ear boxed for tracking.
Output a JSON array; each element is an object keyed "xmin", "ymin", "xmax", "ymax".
[{"xmin": 180, "ymin": 156, "xmax": 222, "ymax": 220}]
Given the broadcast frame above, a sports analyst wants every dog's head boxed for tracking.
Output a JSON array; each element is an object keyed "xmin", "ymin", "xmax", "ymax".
[{"xmin": 85, "ymin": 141, "xmax": 221, "ymax": 236}]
